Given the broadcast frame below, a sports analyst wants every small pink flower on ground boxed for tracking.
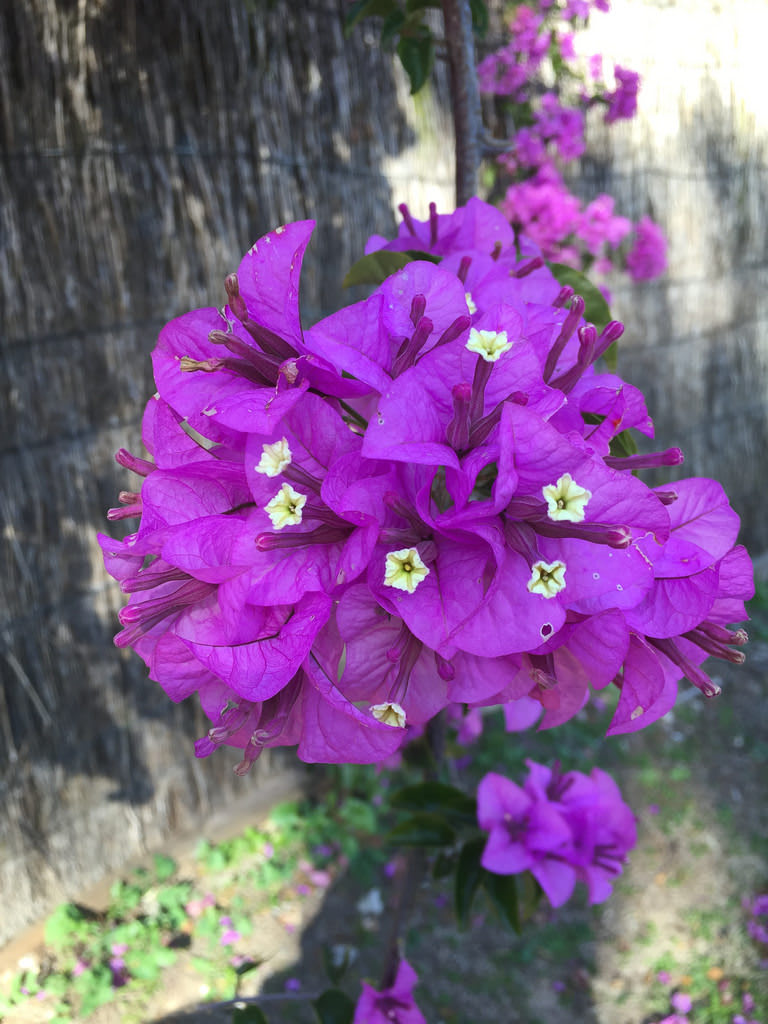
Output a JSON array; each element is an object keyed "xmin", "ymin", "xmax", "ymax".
[
  {"xmin": 656, "ymin": 970, "xmax": 671, "ymax": 984},
  {"xmin": 72, "ymin": 959, "xmax": 89, "ymax": 978},
  {"xmin": 309, "ymin": 868, "xmax": 332, "ymax": 887},
  {"xmin": 648, "ymin": 803, "xmax": 661, "ymax": 815},
  {"xmin": 285, "ymin": 977, "xmax": 302, "ymax": 992},
  {"xmin": 671, "ymin": 991, "xmax": 692, "ymax": 1014},
  {"xmin": 743, "ymin": 992, "xmax": 755, "ymax": 1012},
  {"xmin": 219, "ymin": 917, "xmax": 241, "ymax": 945},
  {"xmin": 262, "ymin": 842, "xmax": 274, "ymax": 859},
  {"xmin": 296, "ymin": 883, "xmax": 311, "ymax": 897}
]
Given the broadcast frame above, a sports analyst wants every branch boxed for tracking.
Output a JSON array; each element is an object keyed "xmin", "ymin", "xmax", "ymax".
[{"xmin": 441, "ymin": 0, "xmax": 482, "ymax": 205}]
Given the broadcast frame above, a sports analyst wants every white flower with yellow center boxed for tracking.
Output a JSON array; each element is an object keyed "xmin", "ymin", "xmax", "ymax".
[
  {"xmin": 465, "ymin": 291, "xmax": 477, "ymax": 315},
  {"xmin": 370, "ymin": 701, "xmax": 407, "ymax": 728},
  {"xmin": 255, "ymin": 437, "xmax": 292, "ymax": 477},
  {"xmin": 265, "ymin": 483, "xmax": 306, "ymax": 530},
  {"xmin": 383, "ymin": 548, "xmax": 430, "ymax": 594},
  {"xmin": 542, "ymin": 473, "xmax": 592, "ymax": 523},
  {"xmin": 527, "ymin": 559, "xmax": 567, "ymax": 599},
  {"xmin": 465, "ymin": 327, "xmax": 511, "ymax": 362}
]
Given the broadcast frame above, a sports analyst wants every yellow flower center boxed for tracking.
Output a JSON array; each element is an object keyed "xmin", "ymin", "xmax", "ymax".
[
  {"xmin": 370, "ymin": 702, "xmax": 407, "ymax": 728},
  {"xmin": 465, "ymin": 327, "xmax": 511, "ymax": 362},
  {"xmin": 527, "ymin": 559, "xmax": 567, "ymax": 598},
  {"xmin": 256, "ymin": 437, "xmax": 292, "ymax": 477},
  {"xmin": 383, "ymin": 548, "xmax": 430, "ymax": 594},
  {"xmin": 265, "ymin": 483, "xmax": 306, "ymax": 530},
  {"xmin": 542, "ymin": 473, "xmax": 592, "ymax": 523}
]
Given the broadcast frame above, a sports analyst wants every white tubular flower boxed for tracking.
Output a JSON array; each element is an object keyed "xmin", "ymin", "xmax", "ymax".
[
  {"xmin": 256, "ymin": 437, "xmax": 292, "ymax": 477},
  {"xmin": 465, "ymin": 327, "xmax": 511, "ymax": 362},
  {"xmin": 542, "ymin": 473, "xmax": 592, "ymax": 523},
  {"xmin": 370, "ymin": 702, "xmax": 407, "ymax": 728},
  {"xmin": 265, "ymin": 483, "xmax": 306, "ymax": 529},
  {"xmin": 383, "ymin": 548, "xmax": 430, "ymax": 593},
  {"xmin": 465, "ymin": 291, "xmax": 477, "ymax": 315},
  {"xmin": 527, "ymin": 559, "xmax": 567, "ymax": 599}
]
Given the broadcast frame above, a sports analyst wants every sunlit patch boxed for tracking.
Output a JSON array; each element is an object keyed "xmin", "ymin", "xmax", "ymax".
[
  {"xmin": 265, "ymin": 483, "xmax": 306, "ymax": 529},
  {"xmin": 465, "ymin": 327, "xmax": 511, "ymax": 362},
  {"xmin": 383, "ymin": 548, "xmax": 430, "ymax": 594},
  {"xmin": 542, "ymin": 473, "xmax": 592, "ymax": 523},
  {"xmin": 256, "ymin": 437, "xmax": 292, "ymax": 477},
  {"xmin": 370, "ymin": 701, "xmax": 407, "ymax": 728},
  {"xmin": 527, "ymin": 560, "xmax": 567, "ymax": 598}
]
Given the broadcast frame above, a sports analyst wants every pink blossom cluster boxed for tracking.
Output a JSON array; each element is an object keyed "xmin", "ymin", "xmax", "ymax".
[
  {"xmin": 501, "ymin": 168, "xmax": 667, "ymax": 283},
  {"xmin": 477, "ymin": 760, "xmax": 636, "ymax": 907},
  {"xmin": 101, "ymin": 199, "xmax": 751, "ymax": 772},
  {"xmin": 478, "ymin": 2, "xmax": 667, "ymax": 284}
]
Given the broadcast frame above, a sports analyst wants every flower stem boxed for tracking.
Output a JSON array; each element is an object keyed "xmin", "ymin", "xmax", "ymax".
[{"xmin": 441, "ymin": 0, "xmax": 481, "ymax": 204}]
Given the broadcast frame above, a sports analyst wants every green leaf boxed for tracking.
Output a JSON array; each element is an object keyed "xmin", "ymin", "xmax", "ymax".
[
  {"xmin": 432, "ymin": 851, "xmax": 456, "ymax": 880},
  {"xmin": 609, "ymin": 428, "xmax": 639, "ymax": 459},
  {"xmin": 546, "ymin": 262, "xmax": 612, "ymax": 331},
  {"xmin": 321, "ymin": 944, "xmax": 352, "ymax": 986},
  {"xmin": 344, "ymin": 0, "xmax": 399, "ymax": 36},
  {"xmin": 397, "ymin": 30, "xmax": 435, "ymax": 94},
  {"xmin": 232, "ymin": 1005, "xmax": 269, "ymax": 1024},
  {"xmin": 482, "ymin": 871, "xmax": 520, "ymax": 932},
  {"xmin": 44, "ymin": 904, "xmax": 89, "ymax": 950},
  {"xmin": 388, "ymin": 811, "xmax": 456, "ymax": 847},
  {"xmin": 390, "ymin": 781, "xmax": 476, "ymax": 825},
  {"xmin": 314, "ymin": 988, "xmax": 356, "ymax": 1024},
  {"xmin": 455, "ymin": 837, "xmax": 486, "ymax": 928},
  {"xmin": 343, "ymin": 250, "xmax": 413, "ymax": 287},
  {"xmin": 153, "ymin": 853, "xmax": 177, "ymax": 881},
  {"xmin": 469, "ymin": 0, "xmax": 489, "ymax": 36},
  {"xmin": 380, "ymin": 8, "xmax": 406, "ymax": 47}
]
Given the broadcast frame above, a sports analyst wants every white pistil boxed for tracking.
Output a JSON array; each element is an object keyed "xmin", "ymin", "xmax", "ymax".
[
  {"xmin": 265, "ymin": 483, "xmax": 306, "ymax": 529},
  {"xmin": 256, "ymin": 437, "xmax": 292, "ymax": 477},
  {"xmin": 370, "ymin": 702, "xmax": 407, "ymax": 728},
  {"xmin": 527, "ymin": 559, "xmax": 567, "ymax": 599},
  {"xmin": 542, "ymin": 473, "xmax": 592, "ymax": 523},
  {"xmin": 465, "ymin": 291, "xmax": 477, "ymax": 315},
  {"xmin": 465, "ymin": 327, "xmax": 511, "ymax": 362},
  {"xmin": 383, "ymin": 547, "xmax": 430, "ymax": 594}
]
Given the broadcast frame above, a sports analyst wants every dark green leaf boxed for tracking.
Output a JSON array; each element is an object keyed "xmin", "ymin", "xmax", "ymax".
[
  {"xmin": 233, "ymin": 958, "xmax": 262, "ymax": 979},
  {"xmin": 432, "ymin": 850, "xmax": 456, "ymax": 880},
  {"xmin": 380, "ymin": 8, "xmax": 406, "ymax": 47},
  {"xmin": 314, "ymin": 988, "xmax": 356, "ymax": 1024},
  {"xmin": 390, "ymin": 781, "xmax": 476, "ymax": 825},
  {"xmin": 232, "ymin": 1005, "xmax": 268, "ymax": 1024},
  {"xmin": 344, "ymin": 0, "xmax": 399, "ymax": 36},
  {"xmin": 609, "ymin": 428, "xmax": 639, "ymax": 459},
  {"xmin": 546, "ymin": 262, "xmax": 612, "ymax": 331},
  {"xmin": 397, "ymin": 30, "xmax": 435, "ymax": 94},
  {"xmin": 482, "ymin": 870, "xmax": 520, "ymax": 932},
  {"xmin": 406, "ymin": 0, "xmax": 441, "ymax": 9},
  {"xmin": 322, "ymin": 944, "xmax": 352, "ymax": 986},
  {"xmin": 405, "ymin": 248, "xmax": 441, "ymax": 264},
  {"xmin": 469, "ymin": 0, "xmax": 489, "ymax": 36},
  {"xmin": 455, "ymin": 837, "xmax": 486, "ymax": 928},
  {"xmin": 388, "ymin": 811, "xmax": 456, "ymax": 847},
  {"xmin": 343, "ymin": 250, "xmax": 414, "ymax": 287}
]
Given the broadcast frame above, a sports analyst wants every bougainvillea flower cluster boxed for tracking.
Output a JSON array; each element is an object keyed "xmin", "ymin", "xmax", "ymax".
[
  {"xmin": 477, "ymin": 1, "xmax": 667, "ymax": 285},
  {"xmin": 101, "ymin": 198, "xmax": 752, "ymax": 769},
  {"xmin": 477, "ymin": 760, "xmax": 636, "ymax": 906}
]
